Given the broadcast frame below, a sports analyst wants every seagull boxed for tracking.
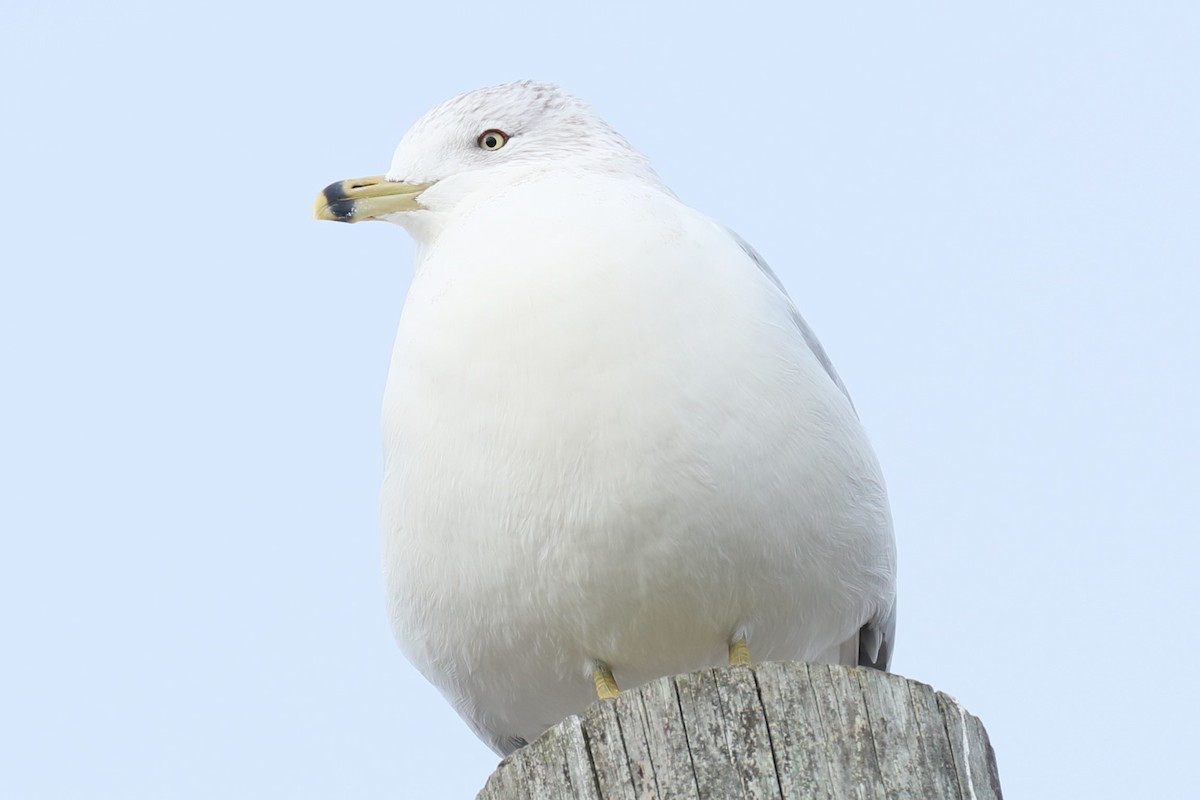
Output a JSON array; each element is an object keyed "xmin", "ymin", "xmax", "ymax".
[{"xmin": 314, "ymin": 81, "xmax": 896, "ymax": 755}]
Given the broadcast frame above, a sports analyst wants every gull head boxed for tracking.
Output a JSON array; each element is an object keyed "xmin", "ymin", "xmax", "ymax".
[{"xmin": 313, "ymin": 81, "xmax": 661, "ymax": 241}]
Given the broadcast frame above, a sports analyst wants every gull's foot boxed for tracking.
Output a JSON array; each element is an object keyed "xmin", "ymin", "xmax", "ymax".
[
  {"xmin": 729, "ymin": 637, "xmax": 752, "ymax": 666},
  {"xmin": 593, "ymin": 663, "xmax": 620, "ymax": 699}
]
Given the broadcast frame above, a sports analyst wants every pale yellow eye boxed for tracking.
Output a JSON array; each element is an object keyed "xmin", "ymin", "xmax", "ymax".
[{"xmin": 477, "ymin": 129, "xmax": 509, "ymax": 151}]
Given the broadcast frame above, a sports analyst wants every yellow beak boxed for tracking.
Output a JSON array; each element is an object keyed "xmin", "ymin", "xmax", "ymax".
[{"xmin": 313, "ymin": 175, "xmax": 434, "ymax": 223}]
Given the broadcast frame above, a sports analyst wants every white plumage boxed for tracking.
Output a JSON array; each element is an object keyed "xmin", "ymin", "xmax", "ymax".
[{"xmin": 317, "ymin": 81, "xmax": 896, "ymax": 755}]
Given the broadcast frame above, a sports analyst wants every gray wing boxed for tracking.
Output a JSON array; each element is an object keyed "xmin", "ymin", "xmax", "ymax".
[
  {"xmin": 727, "ymin": 230, "xmax": 855, "ymax": 408},
  {"xmin": 732, "ymin": 229, "xmax": 895, "ymax": 671}
]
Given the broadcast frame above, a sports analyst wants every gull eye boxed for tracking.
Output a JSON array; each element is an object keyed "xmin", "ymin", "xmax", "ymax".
[{"xmin": 477, "ymin": 129, "xmax": 509, "ymax": 151}]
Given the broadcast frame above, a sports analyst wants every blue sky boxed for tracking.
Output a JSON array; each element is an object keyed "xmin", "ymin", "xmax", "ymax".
[{"xmin": 2, "ymin": 2, "xmax": 1197, "ymax": 797}]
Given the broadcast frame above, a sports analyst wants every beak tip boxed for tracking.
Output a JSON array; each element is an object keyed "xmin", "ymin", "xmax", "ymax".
[{"xmin": 313, "ymin": 192, "xmax": 354, "ymax": 223}]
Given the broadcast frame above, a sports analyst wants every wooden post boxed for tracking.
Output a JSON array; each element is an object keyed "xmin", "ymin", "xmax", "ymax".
[{"xmin": 476, "ymin": 662, "xmax": 1002, "ymax": 799}]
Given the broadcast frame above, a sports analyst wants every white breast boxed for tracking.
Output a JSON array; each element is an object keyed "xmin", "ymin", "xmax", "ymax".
[{"xmin": 379, "ymin": 172, "xmax": 894, "ymax": 752}]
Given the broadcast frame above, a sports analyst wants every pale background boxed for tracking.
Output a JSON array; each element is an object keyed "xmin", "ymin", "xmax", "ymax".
[{"xmin": 2, "ymin": 2, "xmax": 1197, "ymax": 797}]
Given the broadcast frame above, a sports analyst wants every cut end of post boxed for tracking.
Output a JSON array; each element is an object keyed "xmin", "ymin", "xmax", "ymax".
[{"xmin": 476, "ymin": 661, "xmax": 1002, "ymax": 800}]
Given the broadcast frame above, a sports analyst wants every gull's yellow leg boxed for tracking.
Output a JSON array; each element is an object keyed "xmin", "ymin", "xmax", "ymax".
[
  {"xmin": 729, "ymin": 637, "xmax": 752, "ymax": 666},
  {"xmin": 593, "ymin": 663, "xmax": 620, "ymax": 699}
]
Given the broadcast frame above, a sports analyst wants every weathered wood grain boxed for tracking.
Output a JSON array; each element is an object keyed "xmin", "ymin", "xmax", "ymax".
[{"xmin": 476, "ymin": 662, "xmax": 1002, "ymax": 799}]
